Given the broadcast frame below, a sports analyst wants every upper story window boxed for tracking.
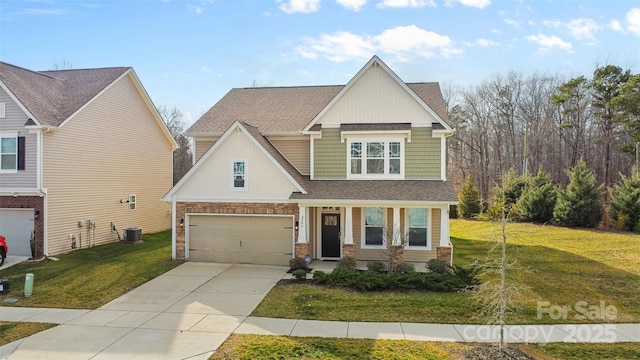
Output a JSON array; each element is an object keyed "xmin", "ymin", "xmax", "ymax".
[
  {"xmin": 348, "ymin": 139, "xmax": 403, "ymax": 179},
  {"xmin": 232, "ymin": 160, "xmax": 247, "ymax": 190},
  {"xmin": 0, "ymin": 134, "xmax": 25, "ymax": 173}
]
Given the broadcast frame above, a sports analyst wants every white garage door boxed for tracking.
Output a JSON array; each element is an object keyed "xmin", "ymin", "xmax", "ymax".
[
  {"xmin": 188, "ymin": 215, "xmax": 294, "ymax": 265},
  {"xmin": 0, "ymin": 209, "xmax": 35, "ymax": 257}
]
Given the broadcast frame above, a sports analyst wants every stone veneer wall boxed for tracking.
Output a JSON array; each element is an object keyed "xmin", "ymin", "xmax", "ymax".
[
  {"xmin": 174, "ymin": 202, "xmax": 299, "ymax": 260},
  {"xmin": 0, "ymin": 196, "xmax": 45, "ymax": 257}
]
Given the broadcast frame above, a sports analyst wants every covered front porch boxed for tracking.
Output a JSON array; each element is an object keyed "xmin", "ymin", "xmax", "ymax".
[{"xmin": 293, "ymin": 202, "xmax": 453, "ymax": 265}]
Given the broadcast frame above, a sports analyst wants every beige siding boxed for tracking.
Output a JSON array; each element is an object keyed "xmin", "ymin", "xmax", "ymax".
[
  {"xmin": 194, "ymin": 138, "xmax": 217, "ymax": 163},
  {"xmin": 405, "ymin": 128, "xmax": 441, "ymax": 179},
  {"xmin": 43, "ymin": 74, "xmax": 174, "ymax": 255},
  {"xmin": 173, "ymin": 129, "xmax": 299, "ymax": 201},
  {"xmin": 353, "ymin": 206, "xmax": 440, "ymax": 262},
  {"xmin": 0, "ymin": 88, "xmax": 38, "ymax": 189},
  {"xmin": 269, "ymin": 138, "xmax": 310, "ymax": 175},
  {"xmin": 316, "ymin": 65, "xmax": 439, "ymax": 126},
  {"xmin": 313, "ymin": 128, "xmax": 346, "ymax": 179}
]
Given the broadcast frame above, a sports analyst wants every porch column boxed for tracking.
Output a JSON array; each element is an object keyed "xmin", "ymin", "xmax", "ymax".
[
  {"xmin": 343, "ymin": 206, "xmax": 353, "ymax": 244},
  {"xmin": 392, "ymin": 207, "xmax": 401, "ymax": 245},
  {"xmin": 297, "ymin": 205, "xmax": 308, "ymax": 243},
  {"xmin": 440, "ymin": 205, "xmax": 450, "ymax": 246}
]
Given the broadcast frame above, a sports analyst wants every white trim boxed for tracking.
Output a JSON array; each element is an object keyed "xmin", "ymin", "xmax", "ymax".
[
  {"xmin": 297, "ymin": 205, "xmax": 308, "ymax": 243},
  {"xmin": 361, "ymin": 206, "xmax": 386, "ymax": 250},
  {"xmin": 346, "ymin": 138, "xmax": 404, "ymax": 180},
  {"xmin": 404, "ymin": 207, "xmax": 432, "ymax": 251},
  {"xmin": 440, "ymin": 205, "xmax": 451, "ymax": 247},
  {"xmin": 168, "ymin": 197, "xmax": 295, "ymax": 203},
  {"xmin": 128, "ymin": 194, "xmax": 137, "ymax": 211},
  {"xmin": 231, "ymin": 159, "xmax": 248, "ymax": 191},
  {"xmin": 171, "ymin": 200, "xmax": 176, "ymax": 260},
  {"xmin": 184, "ymin": 213, "xmax": 296, "ymax": 262},
  {"xmin": 343, "ymin": 206, "xmax": 353, "ymax": 245},
  {"xmin": 310, "ymin": 136, "xmax": 315, "ymax": 180},
  {"xmin": 440, "ymin": 136, "xmax": 447, "ymax": 181}
]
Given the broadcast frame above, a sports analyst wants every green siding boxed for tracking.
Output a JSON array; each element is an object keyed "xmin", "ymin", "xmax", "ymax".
[
  {"xmin": 314, "ymin": 128, "xmax": 346, "ymax": 179},
  {"xmin": 405, "ymin": 127, "xmax": 441, "ymax": 179}
]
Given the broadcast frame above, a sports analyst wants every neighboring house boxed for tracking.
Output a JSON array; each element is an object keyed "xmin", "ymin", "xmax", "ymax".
[
  {"xmin": 163, "ymin": 56, "xmax": 457, "ymax": 266},
  {"xmin": 0, "ymin": 62, "xmax": 178, "ymax": 257}
]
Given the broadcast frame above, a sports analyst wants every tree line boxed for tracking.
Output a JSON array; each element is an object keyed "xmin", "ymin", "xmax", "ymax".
[{"xmin": 446, "ymin": 65, "xmax": 639, "ymax": 208}]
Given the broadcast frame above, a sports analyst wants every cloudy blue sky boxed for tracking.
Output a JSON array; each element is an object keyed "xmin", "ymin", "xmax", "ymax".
[{"xmin": 1, "ymin": 0, "xmax": 639, "ymax": 126}]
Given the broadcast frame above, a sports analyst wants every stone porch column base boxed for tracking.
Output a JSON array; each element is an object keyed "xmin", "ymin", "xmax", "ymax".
[
  {"xmin": 295, "ymin": 243, "xmax": 310, "ymax": 258},
  {"xmin": 342, "ymin": 243, "xmax": 356, "ymax": 258},
  {"xmin": 437, "ymin": 246, "xmax": 452, "ymax": 265}
]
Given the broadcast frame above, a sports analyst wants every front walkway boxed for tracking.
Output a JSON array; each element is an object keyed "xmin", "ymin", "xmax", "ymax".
[{"xmin": 1, "ymin": 263, "xmax": 638, "ymax": 360}]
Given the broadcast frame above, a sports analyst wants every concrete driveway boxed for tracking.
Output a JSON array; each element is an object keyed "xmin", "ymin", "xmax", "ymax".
[{"xmin": 1, "ymin": 263, "xmax": 288, "ymax": 360}]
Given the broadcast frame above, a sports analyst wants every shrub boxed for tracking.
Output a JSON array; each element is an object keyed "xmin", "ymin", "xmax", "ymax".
[
  {"xmin": 516, "ymin": 168, "xmax": 557, "ymax": 223},
  {"xmin": 291, "ymin": 269, "xmax": 307, "ymax": 280},
  {"xmin": 608, "ymin": 171, "xmax": 640, "ymax": 232},
  {"xmin": 336, "ymin": 256, "xmax": 357, "ymax": 269},
  {"xmin": 367, "ymin": 261, "xmax": 386, "ymax": 273},
  {"xmin": 289, "ymin": 257, "xmax": 308, "ymax": 270},
  {"xmin": 554, "ymin": 159, "xmax": 604, "ymax": 228},
  {"xmin": 394, "ymin": 262, "xmax": 415, "ymax": 273},
  {"xmin": 493, "ymin": 169, "xmax": 527, "ymax": 212},
  {"xmin": 426, "ymin": 259, "xmax": 451, "ymax": 275}
]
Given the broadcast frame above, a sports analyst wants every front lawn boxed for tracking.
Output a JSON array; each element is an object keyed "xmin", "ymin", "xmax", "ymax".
[
  {"xmin": 0, "ymin": 230, "xmax": 180, "ymax": 309},
  {"xmin": 254, "ymin": 220, "xmax": 640, "ymax": 324},
  {"xmin": 210, "ymin": 334, "xmax": 640, "ymax": 360}
]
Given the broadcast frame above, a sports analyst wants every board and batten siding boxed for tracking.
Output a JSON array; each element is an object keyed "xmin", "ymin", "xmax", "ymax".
[
  {"xmin": 194, "ymin": 138, "xmax": 217, "ymax": 163},
  {"xmin": 269, "ymin": 138, "xmax": 310, "ymax": 175},
  {"xmin": 313, "ymin": 128, "xmax": 346, "ymax": 179},
  {"xmin": 42, "ymin": 74, "xmax": 174, "ymax": 255},
  {"xmin": 315, "ymin": 65, "xmax": 439, "ymax": 126},
  {"xmin": 172, "ymin": 129, "xmax": 299, "ymax": 201},
  {"xmin": 405, "ymin": 127, "xmax": 441, "ymax": 179},
  {"xmin": 0, "ymin": 88, "xmax": 38, "ymax": 189}
]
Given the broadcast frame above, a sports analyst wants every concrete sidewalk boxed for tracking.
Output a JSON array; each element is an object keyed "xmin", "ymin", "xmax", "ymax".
[{"xmin": 1, "ymin": 262, "xmax": 639, "ymax": 359}]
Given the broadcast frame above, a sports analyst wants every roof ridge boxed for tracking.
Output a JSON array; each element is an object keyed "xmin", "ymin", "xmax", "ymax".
[{"xmin": 236, "ymin": 84, "xmax": 344, "ymax": 90}]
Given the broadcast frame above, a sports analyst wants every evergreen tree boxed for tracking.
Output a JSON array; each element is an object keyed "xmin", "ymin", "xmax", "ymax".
[
  {"xmin": 516, "ymin": 168, "xmax": 557, "ymax": 223},
  {"xmin": 609, "ymin": 171, "xmax": 640, "ymax": 232},
  {"xmin": 493, "ymin": 169, "xmax": 527, "ymax": 212},
  {"xmin": 459, "ymin": 174, "xmax": 481, "ymax": 219},
  {"xmin": 554, "ymin": 159, "xmax": 604, "ymax": 228}
]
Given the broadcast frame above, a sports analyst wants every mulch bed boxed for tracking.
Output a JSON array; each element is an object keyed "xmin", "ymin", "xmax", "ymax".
[{"xmin": 463, "ymin": 345, "xmax": 534, "ymax": 360}]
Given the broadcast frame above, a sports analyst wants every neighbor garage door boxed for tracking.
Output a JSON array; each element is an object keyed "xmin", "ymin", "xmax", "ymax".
[
  {"xmin": 188, "ymin": 215, "xmax": 294, "ymax": 265},
  {"xmin": 0, "ymin": 208, "xmax": 35, "ymax": 257}
]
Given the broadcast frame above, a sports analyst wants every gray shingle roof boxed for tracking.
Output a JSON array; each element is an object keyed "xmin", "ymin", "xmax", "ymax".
[
  {"xmin": 186, "ymin": 82, "xmax": 449, "ymax": 135},
  {"xmin": 290, "ymin": 179, "xmax": 458, "ymax": 202},
  {"xmin": 0, "ymin": 62, "xmax": 129, "ymax": 126}
]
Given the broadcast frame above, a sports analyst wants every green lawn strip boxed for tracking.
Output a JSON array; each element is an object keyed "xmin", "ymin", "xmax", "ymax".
[
  {"xmin": 253, "ymin": 284, "xmax": 481, "ymax": 323},
  {"xmin": 210, "ymin": 334, "xmax": 457, "ymax": 360},
  {"xmin": 255, "ymin": 220, "xmax": 639, "ymax": 324},
  {"xmin": 0, "ymin": 230, "xmax": 180, "ymax": 309},
  {"xmin": 519, "ymin": 342, "xmax": 640, "ymax": 360},
  {"xmin": 0, "ymin": 322, "xmax": 57, "ymax": 346}
]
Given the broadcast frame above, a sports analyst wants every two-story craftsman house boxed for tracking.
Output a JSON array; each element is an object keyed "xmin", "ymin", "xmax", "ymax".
[{"xmin": 163, "ymin": 56, "xmax": 457, "ymax": 266}]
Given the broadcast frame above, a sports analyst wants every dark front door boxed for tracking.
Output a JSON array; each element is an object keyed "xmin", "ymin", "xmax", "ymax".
[{"xmin": 321, "ymin": 213, "xmax": 341, "ymax": 258}]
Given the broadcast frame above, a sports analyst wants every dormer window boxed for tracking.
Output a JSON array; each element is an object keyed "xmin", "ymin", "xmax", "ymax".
[{"xmin": 347, "ymin": 139, "xmax": 404, "ymax": 179}]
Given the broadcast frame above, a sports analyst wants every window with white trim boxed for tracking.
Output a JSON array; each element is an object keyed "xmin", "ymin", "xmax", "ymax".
[
  {"xmin": 232, "ymin": 160, "xmax": 246, "ymax": 190},
  {"xmin": 407, "ymin": 208, "xmax": 429, "ymax": 248},
  {"xmin": 128, "ymin": 194, "xmax": 136, "ymax": 211},
  {"xmin": 364, "ymin": 207, "xmax": 385, "ymax": 247},
  {"xmin": 0, "ymin": 136, "xmax": 17, "ymax": 171},
  {"xmin": 348, "ymin": 139, "xmax": 403, "ymax": 179}
]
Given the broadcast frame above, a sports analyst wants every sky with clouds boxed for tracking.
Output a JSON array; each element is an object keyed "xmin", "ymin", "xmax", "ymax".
[{"xmin": 1, "ymin": 0, "xmax": 639, "ymax": 126}]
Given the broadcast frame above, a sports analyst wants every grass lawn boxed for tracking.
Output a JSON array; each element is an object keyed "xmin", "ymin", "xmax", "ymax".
[
  {"xmin": 0, "ymin": 230, "xmax": 180, "ymax": 309},
  {"xmin": 0, "ymin": 322, "xmax": 56, "ymax": 346},
  {"xmin": 210, "ymin": 334, "xmax": 640, "ymax": 360},
  {"xmin": 254, "ymin": 220, "xmax": 640, "ymax": 325}
]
